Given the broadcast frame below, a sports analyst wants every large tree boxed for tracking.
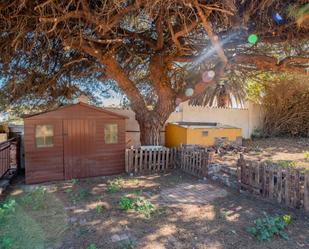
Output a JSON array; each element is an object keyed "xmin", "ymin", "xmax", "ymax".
[{"xmin": 0, "ymin": 0, "xmax": 308, "ymax": 144}]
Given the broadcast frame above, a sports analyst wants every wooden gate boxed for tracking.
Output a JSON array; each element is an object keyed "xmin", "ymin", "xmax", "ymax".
[
  {"xmin": 63, "ymin": 120, "xmax": 96, "ymax": 179},
  {"xmin": 179, "ymin": 146, "xmax": 209, "ymax": 177}
]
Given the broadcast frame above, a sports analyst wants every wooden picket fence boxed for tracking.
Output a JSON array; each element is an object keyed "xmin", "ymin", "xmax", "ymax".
[
  {"xmin": 238, "ymin": 154, "xmax": 309, "ymax": 212},
  {"xmin": 179, "ymin": 145, "xmax": 210, "ymax": 178},
  {"xmin": 125, "ymin": 145, "xmax": 212, "ymax": 178},
  {"xmin": 125, "ymin": 147, "xmax": 178, "ymax": 173}
]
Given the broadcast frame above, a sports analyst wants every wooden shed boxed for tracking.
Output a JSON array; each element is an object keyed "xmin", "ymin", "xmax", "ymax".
[{"xmin": 23, "ymin": 102, "xmax": 127, "ymax": 184}]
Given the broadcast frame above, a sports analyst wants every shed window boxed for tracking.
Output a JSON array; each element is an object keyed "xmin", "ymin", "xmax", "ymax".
[
  {"xmin": 35, "ymin": 125, "xmax": 54, "ymax": 148},
  {"xmin": 104, "ymin": 124, "xmax": 118, "ymax": 144}
]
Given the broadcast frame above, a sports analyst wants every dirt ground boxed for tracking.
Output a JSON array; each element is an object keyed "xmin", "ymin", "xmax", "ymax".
[
  {"xmin": 1, "ymin": 170, "xmax": 309, "ymax": 249},
  {"xmin": 214, "ymin": 137, "xmax": 309, "ymax": 169}
]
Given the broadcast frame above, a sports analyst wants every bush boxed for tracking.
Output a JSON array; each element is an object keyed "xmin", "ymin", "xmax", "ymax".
[{"xmin": 247, "ymin": 213, "xmax": 291, "ymax": 241}]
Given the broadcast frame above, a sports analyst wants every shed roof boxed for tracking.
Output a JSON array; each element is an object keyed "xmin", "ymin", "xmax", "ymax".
[
  {"xmin": 22, "ymin": 102, "xmax": 128, "ymax": 119},
  {"xmin": 170, "ymin": 121, "xmax": 239, "ymax": 129}
]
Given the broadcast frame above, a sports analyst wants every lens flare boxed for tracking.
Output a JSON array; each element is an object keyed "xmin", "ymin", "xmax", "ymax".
[
  {"xmin": 248, "ymin": 34, "xmax": 258, "ymax": 44},
  {"xmin": 185, "ymin": 88, "xmax": 194, "ymax": 97},
  {"xmin": 202, "ymin": 70, "xmax": 215, "ymax": 82}
]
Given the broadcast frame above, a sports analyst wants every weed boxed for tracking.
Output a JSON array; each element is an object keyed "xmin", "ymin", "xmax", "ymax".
[
  {"xmin": 95, "ymin": 204, "xmax": 105, "ymax": 214},
  {"xmin": 71, "ymin": 178, "xmax": 79, "ymax": 184},
  {"xmin": 107, "ymin": 178, "xmax": 123, "ymax": 193},
  {"xmin": 133, "ymin": 198, "xmax": 155, "ymax": 218},
  {"xmin": 119, "ymin": 195, "xmax": 156, "ymax": 218},
  {"xmin": 119, "ymin": 197, "xmax": 134, "ymax": 210},
  {"xmin": 118, "ymin": 239, "xmax": 135, "ymax": 249},
  {"xmin": 0, "ymin": 237, "xmax": 14, "ymax": 249},
  {"xmin": 247, "ymin": 213, "xmax": 291, "ymax": 241},
  {"xmin": 86, "ymin": 243, "xmax": 98, "ymax": 249},
  {"xmin": 70, "ymin": 189, "xmax": 90, "ymax": 204},
  {"xmin": 64, "ymin": 188, "xmax": 73, "ymax": 194}
]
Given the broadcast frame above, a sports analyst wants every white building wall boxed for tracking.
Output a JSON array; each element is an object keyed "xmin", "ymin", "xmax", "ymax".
[{"xmin": 106, "ymin": 101, "xmax": 263, "ymax": 147}]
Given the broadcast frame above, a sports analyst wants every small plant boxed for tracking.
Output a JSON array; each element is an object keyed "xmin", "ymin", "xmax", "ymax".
[
  {"xmin": 119, "ymin": 197, "xmax": 134, "ymax": 211},
  {"xmin": 0, "ymin": 198, "xmax": 16, "ymax": 221},
  {"xmin": 79, "ymin": 189, "xmax": 90, "ymax": 199},
  {"xmin": 133, "ymin": 198, "xmax": 155, "ymax": 218},
  {"xmin": 247, "ymin": 213, "xmax": 291, "ymax": 241},
  {"xmin": 86, "ymin": 243, "xmax": 98, "ymax": 249},
  {"xmin": 0, "ymin": 237, "xmax": 14, "ymax": 249},
  {"xmin": 64, "ymin": 188, "xmax": 73, "ymax": 194},
  {"xmin": 71, "ymin": 178, "xmax": 79, "ymax": 184},
  {"xmin": 118, "ymin": 239, "xmax": 135, "ymax": 249},
  {"xmin": 95, "ymin": 204, "xmax": 105, "ymax": 214},
  {"xmin": 69, "ymin": 189, "xmax": 90, "ymax": 204},
  {"xmin": 107, "ymin": 178, "xmax": 123, "ymax": 193},
  {"xmin": 119, "ymin": 195, "xmax": 156, "ymax": 218}
]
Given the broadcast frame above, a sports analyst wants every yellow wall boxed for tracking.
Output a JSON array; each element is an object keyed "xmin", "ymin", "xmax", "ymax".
[
  {"xmin": 165, "ymin": 124, "xmax": 187, "ymax": 147},
  {"xmin": 187, "ymin": 127, "xmax": 241, "ymax": 146},
  {"xmin": 165, "ymin": 123, "xmax": 241, "ymax": 147}
]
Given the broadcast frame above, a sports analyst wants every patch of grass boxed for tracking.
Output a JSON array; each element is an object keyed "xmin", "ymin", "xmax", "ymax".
[
  {"xmin": 19, "ymin": 186, "xmax": 47, "ymax": 210},
  {"xmin": 265, "ymin": 160, "xmax": 297, "ymax": 168},
  {"xmin": 0, "ymin": 237, "xmax": 14, "ymax": 249},
  {"xmin": 304, "ymin": 151, "xmax": 309, "ymax": 159},
  {"xmin": 247, "ymin": 213, "xmax": 291, "ymax": 241},
  {"xmin": 0, "ymin": 191, "xmax": 67, "ymax": 249},
  {"xmin": 86, "ymin": 244, "xmax": 98, "ymax": 249},
  {"xmin": 118, "ymin": 239, "xmax": 135, "ymax": 249},
  {"xmin": 107, "ymin": 178, "xmax": 123, "ymax": 193},
  {"xmin": 95, "ymin": 204, "xmax": 105, "ymax": 214}
]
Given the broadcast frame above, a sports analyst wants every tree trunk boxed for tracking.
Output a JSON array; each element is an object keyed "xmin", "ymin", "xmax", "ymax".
[{"xmin": 135, "ymin": 105, "xmax": 175, "ymax": 145}]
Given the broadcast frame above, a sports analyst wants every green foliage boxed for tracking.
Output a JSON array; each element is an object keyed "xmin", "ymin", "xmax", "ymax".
[
  {"xmin": 0, "ymin": 199, "xmax": 16, "ymax": 222},
  {"xmin": 64, "ymin": 188, "xmax": 73, "ymax": 193},
  {"xmin": 86, "ymin": 243, "xmax": 98, "ymax": 249},
  {"xmin": 133, "ymin": 198, "xmax": 155, "ymax": 219},
  {"xmin": 0, "ymin": 237, "xmax": 14, "ymax": 249},
  {"xmin": 69, "ymin": 189, "xmax": 90, "ymax": 204},
  {"xmin": 71, "ymin": 178, "xmax": 79, "ymax": 184},
  {"xmin": 118, "ymin": 239, "xmax": 135, "ymax": 249},
  {"xmin": 107, "ymin": 178, "xmax": 123, "ymax": 193},
  {"xmin": 119, "ymin": 197, "xmax": 134, "ymax": 211},
  {"xmin": 20, "ymin": 187, "xmax": 47, "ymax": 210},
  {"xmin": 119, "ymin": 195, "xmax": 156, "ymax": 218},
  {"xmin": 95, "ymin": 204, "xmax": 105, "ymax": 214},
  {"xmin": 247, "ymin": 213, "xmax": 291, "ymax": 241},
  {"xmin": 265, "ymin": 160, "xmax": 297, "ymax": 168}
]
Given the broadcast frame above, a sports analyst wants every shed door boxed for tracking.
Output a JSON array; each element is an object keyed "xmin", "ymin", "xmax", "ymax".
[{"xmin": 63, "ymin": 120, "xmax": 96, "ymax": 180}]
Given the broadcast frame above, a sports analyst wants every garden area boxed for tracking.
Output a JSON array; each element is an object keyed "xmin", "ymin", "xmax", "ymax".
[{"xmin": 1, "ymin": 169, "xmax": 309, "ymax": 249}]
